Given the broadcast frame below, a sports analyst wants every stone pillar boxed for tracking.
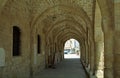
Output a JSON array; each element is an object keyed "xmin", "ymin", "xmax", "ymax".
[
  {"xmin": 81, "ymin": 43, "xmax": 85, "ymax": 62},
  {"xmin": 90, "ymin": 39, "xmax": 95, "ymax": 74},
  {"xmin": 95, "ymin": 41, "xmax": 104, "ymax": 78},
  {"xmin": 114, "ymin": 1, "xmax": 120, "ymax": 77},
  {"xmin": 85, "ymin": 41, "xmax": 89, "ymax": 66},
  {"xmin": 86, "ymin": 28, "xmax": 90, "ymax": 67},
  {"xmin": 114, "ymin": 31, "xmax": 120, "ymax": 78},
  {"xmin": 82, "ymin": 41, "xmax": 86, "ymax": 62},
  {"xmin": 97, "ymin": 0, "xmax": 114, "ymax": 76},
  {"xmin": 104, "ymin": 31, "xmax": 114, "ymax": 78},
  {"xmin": 80, "ymin": 44, "xmax": 83, "ymax": 61},
  {"xmin": 88, "ymin": 40, "xmax": 91, "ymax": 67},
  {"xmin": 83, "ymin": 41, "xmax": 86, "ymax": 63},
  {"xmin": 45, "ymin": 45, "xmax": 49, "ymax": 68}
]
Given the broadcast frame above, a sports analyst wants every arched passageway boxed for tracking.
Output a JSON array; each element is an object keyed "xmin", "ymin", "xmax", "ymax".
[
  {"xmin": 0, "ymin": 0, "xmax": 118, "ymax": 78},
  {"xmin": 64, "ymin": 39, "xmax": 80, "ymax": 59},
  {"xmin": 34, "ymin": 40, "xmax": 88, "ymax": 78}
]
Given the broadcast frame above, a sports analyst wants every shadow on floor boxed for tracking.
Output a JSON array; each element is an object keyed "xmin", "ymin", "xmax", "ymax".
[{"xmin": 34, "ymin": 57, "xmax": 88, "ymax": 78}]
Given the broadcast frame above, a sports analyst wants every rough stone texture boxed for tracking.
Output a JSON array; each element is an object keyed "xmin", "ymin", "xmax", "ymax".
[
  {"xmin": 94, "ymin": 1, "xmax": 104, "ymax": 78},
  {"xmin": 0, "ymin": 0, "xmax": 119, "ymax": 78},
  {"xmin": 0, "ymin": 48, "xmax": 5, "ymax": 67},
  {"xmin": 114, "ymin": 1, "xmax": 120, "ymax": 78},
  {"xmin": 0, "ymin": 0, "xmax": 45, "ymax": 78}
]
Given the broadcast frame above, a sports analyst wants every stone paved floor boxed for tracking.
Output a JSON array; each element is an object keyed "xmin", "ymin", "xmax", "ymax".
[{"xmin": 34, "ymin": 54, "xmax": 87, "ymax": 78}]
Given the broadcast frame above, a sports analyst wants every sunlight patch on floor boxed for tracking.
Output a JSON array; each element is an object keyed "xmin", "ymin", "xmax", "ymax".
[{"xmin": 64, "ymin": 54, "xmax": 80, "ymax": 59}]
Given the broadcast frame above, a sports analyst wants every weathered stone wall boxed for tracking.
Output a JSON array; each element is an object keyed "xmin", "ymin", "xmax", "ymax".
[
  {"xmin": 0, "ymin": 0, "xmax": 118, "ymax": 78},
  {"xmin": 0, "ymin": 0, "xmax": 31, "ymax": 78},
  {"xmin": 0, "ymin": 0, "xmax": 46, "ymax": 78},
  {"xmin": 31, "ymin": 22, "xmax": 46, "ymax": 75},
  {"xmin": 114, "ymin": 0, "xmax": 120, "ymax": 78}
]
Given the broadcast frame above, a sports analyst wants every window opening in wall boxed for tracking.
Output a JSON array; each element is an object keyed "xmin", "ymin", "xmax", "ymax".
[
  {"xmin": 37, "ymin": 35, "xmax": 41, "ymax": 54},
  {"xmin": 13, "ymin": 26, "xmax": 21, "ymax": 56}
]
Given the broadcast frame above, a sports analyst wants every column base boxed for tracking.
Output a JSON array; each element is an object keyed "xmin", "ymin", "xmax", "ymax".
[{"xmin": 95, "ymin": 69, "xmax": 104, "ymax": 78}]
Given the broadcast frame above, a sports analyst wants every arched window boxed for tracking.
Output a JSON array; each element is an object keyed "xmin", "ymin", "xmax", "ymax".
[
  {"xmin": 37, "ymin": 35, "xmax": 41, "ymax": 54},
  {"xmin": 13, "ymin": 26, "xmax": 21, "ymax": 56}
]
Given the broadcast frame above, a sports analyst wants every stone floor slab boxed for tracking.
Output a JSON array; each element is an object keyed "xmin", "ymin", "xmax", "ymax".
[{"xmin": 34, "ymin": 56, "xmax": 87, "ymax": 78}]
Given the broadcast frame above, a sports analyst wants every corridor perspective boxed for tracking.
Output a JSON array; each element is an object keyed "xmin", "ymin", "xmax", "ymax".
[
  {"xmin": 0, "ymin": 0, "xmax": 120, "ymax": 78},
  {"xmin": 34, "ymin": 54, "xmax": 87, "ymax": 78}
]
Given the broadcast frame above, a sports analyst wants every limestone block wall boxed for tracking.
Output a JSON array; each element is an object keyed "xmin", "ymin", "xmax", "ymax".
[
  {"xmin": 0, "ymin": 0, "xmax": 31, "ymax": 78},
  {"xmin": 0, "ymin": 0, "xmax": 118, "ymax": 78},
  {"xmin": 31, "ymin": 24, "xmax": 46, "ymax": 75},
  {"xmin": 0, "ymin": 0, "xmax": 46, "ymax": 78},
  {"xmin": 0, "ymin": 0, "xmax": 7, "ymax": 13}
]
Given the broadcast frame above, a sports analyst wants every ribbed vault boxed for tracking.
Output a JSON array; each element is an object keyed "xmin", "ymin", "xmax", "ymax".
[
  {"xmin": 32, "ymin": 5, "xmax": 92, "ymax": 50},
  {"xmin": 0, "ymin": 0, "xmax": 116, "ymax": 78},
  {"xmin": 54, "ymin": 29, "xmax": 84, "ymax": 41}
]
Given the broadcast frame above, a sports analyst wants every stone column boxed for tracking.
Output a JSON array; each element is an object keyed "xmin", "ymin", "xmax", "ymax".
[
  {"xmin": 85, "ymin": 40, "xmax": 89, "ymax": 67},
  {"xmin": 104, "ymin": 31, "xmax": 114, "ymax": 78},
  {"xmin": 95, "ymin": 41, "xmax": 104, "ymax": 78},
  {"xmin": 97, "ymin": 0, "xmax": 114, "ymax": 77},
  {"xmin": 90, "ymin": 39, "xmax": 95, "ymax": 74},
  {"xmin": 114, "ymin": 1, "xmax": 120, "ymax": 77},
  {"xmin": 45, "ymin": 45, "xmax": 49, "ymax": 68},
  {"xmin": 81, "ymin": 41, "xmax": 86, "ymax": 62},
  {"xmin": 80, "ymin": 43, "xmax": 83, "ymax": 61},
  {"xmin": 86, "ymin": 40, "xmax": 91, "ymax": 72},
  {"xmin": 81, "ymin": 42, "xmax": 86, "ymax": 62},
  {"xmin": 83, "ymin": 41, "xmax": 86, "ymax": 63},
  {"xmin": 114, "ymin": 31, "xmax": 120, "ymax": 78}
]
